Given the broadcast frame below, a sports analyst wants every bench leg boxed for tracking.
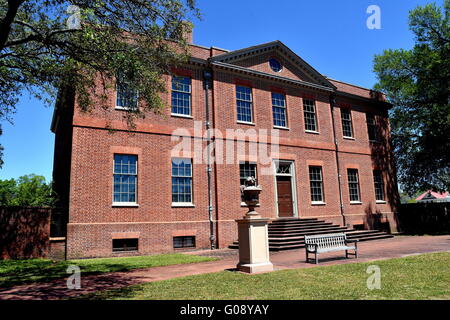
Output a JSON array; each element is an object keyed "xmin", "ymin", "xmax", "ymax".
[
  {"xmin": 345, "ymin": 250, "xmax": 348, "ymax": 259},
  {"xmin": 315, "ymin": 252, "xmax": 318, "ymax": 264},
  {"xmin": 306, "ymin": 250, "xmax": 309, "ymax": 263}
]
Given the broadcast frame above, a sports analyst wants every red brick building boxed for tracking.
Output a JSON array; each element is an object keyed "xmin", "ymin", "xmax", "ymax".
[{"xmin": 51, "ymin": 40, "xmax": 399, "ymax": 259}]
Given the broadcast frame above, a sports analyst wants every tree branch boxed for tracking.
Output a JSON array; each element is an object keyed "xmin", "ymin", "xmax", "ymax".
[{"xmin": 0, "ymin": 0, "xmax": 26, "ymax": 52}]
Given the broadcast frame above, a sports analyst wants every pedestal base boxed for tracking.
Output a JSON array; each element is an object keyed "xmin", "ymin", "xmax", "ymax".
[
  {"xmin": 237, "ymin": 262, "xmax": 274, "ymax": 274},
  {"xmin": 235, "ymin": 216, "xmax": 273, "ymax": 274}
]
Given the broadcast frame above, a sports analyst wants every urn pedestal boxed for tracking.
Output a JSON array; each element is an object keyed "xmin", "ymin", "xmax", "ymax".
[{"xmin": 236, "ymin": 217, "xmax": 274, "ymax": 273}]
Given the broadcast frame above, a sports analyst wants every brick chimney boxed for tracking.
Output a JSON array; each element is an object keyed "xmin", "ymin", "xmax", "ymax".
[{"xmin": 183, "ymin": 22, "xmax": 193, "ymax": 44}]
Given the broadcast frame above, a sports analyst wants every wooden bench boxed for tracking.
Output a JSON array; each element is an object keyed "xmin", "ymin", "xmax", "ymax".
[{"xmin": 304, "ymin": 233, "xmax": 358, "ymax": 264}]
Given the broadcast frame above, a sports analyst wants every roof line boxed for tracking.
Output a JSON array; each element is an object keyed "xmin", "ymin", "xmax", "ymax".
[
  {"xmin": 210, "ymin": 61, "xmax": 334, "ymax": 92},
  {"xmin": 326, "ymin": 77, "xmax": 378, "ymax": 93}
]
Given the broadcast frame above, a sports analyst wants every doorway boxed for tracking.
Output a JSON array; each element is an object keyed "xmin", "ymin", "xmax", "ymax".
[{"xmin": 274, "ymin": 160, "xmax": 297, "ymax": 218}]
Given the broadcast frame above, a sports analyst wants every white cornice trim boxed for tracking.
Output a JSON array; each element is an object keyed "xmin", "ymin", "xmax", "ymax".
[{"xmin": 211, "ymin": 61, "xmax": 334, "ymax": 93}]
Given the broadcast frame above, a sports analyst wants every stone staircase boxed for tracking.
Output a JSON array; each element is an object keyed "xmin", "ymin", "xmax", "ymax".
[{"xmin": 228, "ymin": 218, "xmax": 394, "ymax": 251}]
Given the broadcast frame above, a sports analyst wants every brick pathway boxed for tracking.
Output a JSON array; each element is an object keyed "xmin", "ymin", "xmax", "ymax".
[{"xmin": 0, "ymin": 235, "xmax": 449, "ymax": 300}]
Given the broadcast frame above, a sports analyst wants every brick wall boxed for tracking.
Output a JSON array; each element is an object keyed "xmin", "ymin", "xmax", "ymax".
[
  {"xmin": 54, "ymin": 42, "xmax": 400, "ymax": 258},
  {"xmin": 0, "ymin": 207, "xmax": 51, "ymax": 260}
]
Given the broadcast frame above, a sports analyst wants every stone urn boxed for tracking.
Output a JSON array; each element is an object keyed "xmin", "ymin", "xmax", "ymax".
[{"xmin": 241, "ymin": 176, "xmax": 262, "ymax": 219}]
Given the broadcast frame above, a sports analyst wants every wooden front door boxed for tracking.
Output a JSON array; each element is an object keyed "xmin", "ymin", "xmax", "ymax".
[{"xmin": 276, "ymin": 176, "xmax": 294, "ymax": 217}]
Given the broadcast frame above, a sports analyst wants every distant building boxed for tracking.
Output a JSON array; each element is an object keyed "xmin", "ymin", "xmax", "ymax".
[{"xmin": 416, "ymin": 191, "xmax": 450, "ymax": 203}]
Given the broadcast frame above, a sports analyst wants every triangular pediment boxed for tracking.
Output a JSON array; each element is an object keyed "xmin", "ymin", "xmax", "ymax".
[{"xmin": 211, "ymin": 41, "xmax": 335, "ymax": 89}]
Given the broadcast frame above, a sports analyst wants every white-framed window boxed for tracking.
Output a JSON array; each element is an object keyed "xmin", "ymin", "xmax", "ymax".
[
  {"xmin": 341, "ymin": 108, "xmax": 354, "ymax": 138},
  {"xmin": 309, "ymin": 166, "xmax": 325, "ymax": 203},
  {"xmin": 172, "ymin": 158, "xmax": 193, "ymax": 204},
  {"xmin": 373, "ymin": 170, "xmax": 385, "ymax": 201},
  {"xmin": 236, "ymin": 85, "xmax": 253, "ymax": 123},
  {"xmin": 272, "ymin": 92, "xmax": 287, "ymax": 128},
  {"xmin": 367, "ymin": 113, "xmax": 378, "ymax": 141},
  {"xmin": 116, "ymin": 73, "xmax": 138, "ymax": 110},
  {"xmin": 239, "ymin": 162, "xmax": 257, "ymax": 203},
  {"xmin": 171, "ymin": 76, "xmax": 192, "ymax": 116},
  {"xmin": 303, "ymin": 99, "xmax": 318, "ymax": 132},
  {"xmin": 113, "ymin": 154, "xmax": 137, "ymax": 204},
  {"xmin": 347, "ymin": 169, "xmax": 361, "ymax": 202}
]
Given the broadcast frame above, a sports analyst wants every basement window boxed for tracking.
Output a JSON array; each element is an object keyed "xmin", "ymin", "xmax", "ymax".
[
  {"xmin": 173, "ymin": 236, "xmax": 196, "ymax": 249},
  {"xmin": 112, "ymin": 238, "xmax": 138, "ymax": 252}
]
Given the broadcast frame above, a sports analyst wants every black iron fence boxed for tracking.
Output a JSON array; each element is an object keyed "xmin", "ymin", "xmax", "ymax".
[{"xmin": 396, "ymin": 202, "xmax": 450, "ymax": 235}]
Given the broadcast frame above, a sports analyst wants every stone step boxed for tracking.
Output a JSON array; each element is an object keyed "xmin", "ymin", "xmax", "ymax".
[
  {"xmin": 230, "ymin": 234, "xmax": 394, "ymax": 251},
  {"xmin": 269, "ymin": 227, "xmax": 350, "ymax": 238},
  {"xmin": 229, "ymin": 217, "xmax": 394, "ymax": 251},
  {"xmin": 269, "ymin": 222, "xmax": 333, "ymax": 230},
  {"xmin": 346, "ymin": 230, "xmax": 388, "ymax": 237},
  {"xmin": 269, "ymin": 224, "xmax": 334, "ymax": 231},
  {"xmin": 269, "ymin": 220, "xmax": 327, "ymax": 227},
  {"xmin": 270, "ymin": 218, "xmax": 319, "ymax": 224}
]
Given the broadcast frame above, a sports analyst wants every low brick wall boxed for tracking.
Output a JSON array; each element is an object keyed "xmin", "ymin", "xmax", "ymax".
[
  {"xmin": 0, "ymin": 206, "xmax": 51, "ymax": 260},
  {"xmin": 396, "ymin": 202, "xmax": 450, "ymax": 235},
  {"xmin": 48, "ymin": 238, "xmax": 66, "ymax": 260}
]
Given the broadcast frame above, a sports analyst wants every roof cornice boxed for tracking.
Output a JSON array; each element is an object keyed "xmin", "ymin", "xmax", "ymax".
[
  {"xmin": 211, "ymin": 40, "xmax": 336, "ymax": 90},
  {"xmin": 334, "ymin": 90, "xmax": 393, "ymax": 109},
  {"xmin": 210, "ymin": 61, "xmax": 334, "ymax": 93}
]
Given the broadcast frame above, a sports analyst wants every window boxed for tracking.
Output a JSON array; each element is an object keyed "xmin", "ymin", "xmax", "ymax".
[
  {"xmin": 171, "ymin": 76, "xmax": 191, "ymax": 116},
  {"xmin": 113, "ymin": 154, "xmax": 137, "ymax": 203},
  {"xmin": 116, "ymin": 74, "xmax": 138, "ymax": 110},
  {"xmin": 272, "ymin": 92, "xmax": 287, "ymax": 128},
  {"xmin": 269, "ymin": 58, "xmax": 283, "ymax": 72},
  {"xmin": 309, "ymin": 166, "xmax": 324, "ymax": 203},
  {"xmin": 173, "ymin": 236, "xmax": 196, "ymax": 248},
  {"xmin": 347, "ymin": 169, "xmax": 361, "ymax": 202},
  {"xmin": 341, "ymin": 108, "xmax": 353, "ymax": 138},
  {"xmin": 373, "ymin": 170, "xmax": 385, "ymax": 201},
  {"xmin": 240, "ymin": 162, "xmax": 257, "ymax": 203},
  {"xmin": 367, "ymin": 113, "xmax": 378, "ymax": 141},
  {"xmin": 236, "ymin": 86, "xmax": 253, "ymax": 123},
  {"xmin": 303, "ymin": 99, "xmax": 318, "ymax": 132},
  {"xmin": 113, "ymin": 238, "xmax": 138, "ymax": 252},
  {"xmin": 275, "ymin": 162, "xmax": 292, "ymax": 175},
  {"xmin": 172, "ymin": 158, "xmax": 193, "ymax": 204}
]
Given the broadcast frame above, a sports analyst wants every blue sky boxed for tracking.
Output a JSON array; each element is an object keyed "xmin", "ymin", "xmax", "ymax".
[{"xmin": 0, "ymin": 0, "xmax": 443, "ymax": 182}]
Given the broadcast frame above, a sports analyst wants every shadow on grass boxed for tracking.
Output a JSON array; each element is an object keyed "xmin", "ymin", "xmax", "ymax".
[
  {"xmin": 0, "ymin": 260, "xmax": 141, "ymax": 289},
  {"xmin": 0, "ymin": 254, "xmax": 216, "ymax": 289}
]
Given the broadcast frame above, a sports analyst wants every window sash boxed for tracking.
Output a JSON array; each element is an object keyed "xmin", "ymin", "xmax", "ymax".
[
  {"xmin": 272, "ymin": 93, "xmax": 287, "ymax": 127},
  {"xmin": 173, "ymin": 236, "xmax": 196, "ymax": 248},
  {"xmin": 347, "ymin": 169, "xmax": 361, "ymax": 202},
  {"xmin": 113, "ymin": 154, "xmax": 137, "ymax": 203},
  {"xmin": 236, "ymin": 86, "xmax": 253, "ymax": 123},
  {"xmin": 303, "ymin": 99, "xmax": 318, "ymax": 132},
  {"xmin": 240, "ymin": 162, "xmax": 257, "ymax": 185},
  {"xmin": 116, "ymin": 75, "xmax": 138, "ymax": 110},
  {"xmin": 341, "ymin": 109, "xmax": 353, "ymax": 137},
  {"xmin": 373, "ymin": 170, "xmax": 385, "ymax": 201},
  {"xmin": 172, "ymin": 158, "xmax": 193, "ymax": 203},
  {"xmin": 171, "ymin": 76, "xmax": 192, "ymax": 115},
  {"xmin": 309, "ymin": 166, "xmax": 324, "ymax": 202},
  {"xmin": 367, "ymin": 113, "xmax": 378, "ymax": 141},
  {"xmin": 240, "ymin": 162, "xmax": 257, "ymax": 202}
]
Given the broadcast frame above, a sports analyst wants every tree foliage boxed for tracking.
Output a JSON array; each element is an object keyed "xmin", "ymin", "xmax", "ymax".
[
  {"xmin": 373, "ymin": 0, "xmax": 450, "ymax": 195},
  {"xmin": 0, "ymin": 174, "xmax": 55, "ymax": 206}
]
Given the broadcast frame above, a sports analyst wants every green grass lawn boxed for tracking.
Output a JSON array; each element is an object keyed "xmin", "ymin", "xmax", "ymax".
[
  {"xmin": 0, "ymin": 254, "xmax": 216, "ymax": 288},
  {"xmin": 83, "ymin": 252, "xmax": 450, "ymax": 300}
]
